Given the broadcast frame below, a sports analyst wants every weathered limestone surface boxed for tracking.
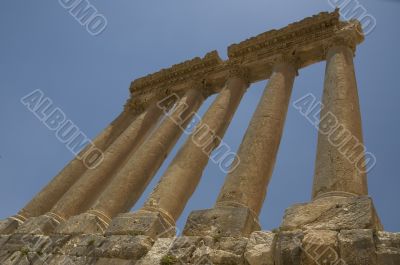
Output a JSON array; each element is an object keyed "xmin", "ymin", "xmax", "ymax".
[
  {"xmin": 375, "ymin": 231, "xmax": 400, "ymax": 265},
  {"xmin": 136, "ymin": 238, "xmax": 174, "ymax": 265},
  {"xmin": 105, "ymin": 211, "xmax": 175, "ymax": 238},
  {"xmin": 55, "ymin": 213, "xmax": 107, "ymax": 235},
  {"xmin": 1, "ymin": 229, "xmax": 400, "ymax": 264},
  {"xmin": 244, "ymin": 231, "xmax": 276, "ymax": 265},
  {"xmin": 300, "ymin": 230, "xmax": 338, "ymax": 265},
  {"xmin": 0, "ymin": 219, "xmax": 19, "ymax": 235},
  {"xmin": 183, "ymin": 206, "xmax": 260, "ymax": 238},
  {"xmin": 280, "ymin": 195, "xmax": 383, "ymax": 231},
  {"xmin": 274, "ymin": 230, "xmax": 304, "ymax": 265},
  {"xmin": 163, "ymin": 236, "xmax": 248, "ymax": 265},
  {"xmin": 17, "ymin": 215, "xmax": 61, "ymax": 236},
  {"xmin": 339, "ymin": 229, "xmax": 377, "ymax": 265}
]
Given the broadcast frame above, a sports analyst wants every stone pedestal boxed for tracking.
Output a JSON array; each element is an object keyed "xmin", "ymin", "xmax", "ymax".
[
  {"xmin": 280, "ymin": 195, "xmax": 383, "ymax": 231},
  {"xmin": 55, "ymin": 213, "xmax": 108, "ymax": 235},
  {"xmin": 15, "ymin": 215, "xmax": 61, "ymax": 235},
  {"xmin": 105, "ymin": 211, "xmax": 175, "ymax": 239},
  {"xmin": 183, "ymin": 206, "xmax": 260, "ymax": 238}
]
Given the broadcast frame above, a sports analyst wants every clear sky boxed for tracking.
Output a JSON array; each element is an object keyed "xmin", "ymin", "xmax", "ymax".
[{"xmin": 0, "ymin": 1, "xmax": 399, "ymax": 232}]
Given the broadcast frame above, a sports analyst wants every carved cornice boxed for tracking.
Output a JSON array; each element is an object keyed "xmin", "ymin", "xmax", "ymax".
[
  {"xmin": 125, "ymin": 9, "xmax": 366, "ymax": 112},
  {"xmin": 227, "ymin": 10, "xmax": 340, "ymax": 60},
  {"xmin": 130, "ymin": 51, "xmax": 223, "ymax": 94},
  {"xmin": 323, "ymin": 20, "xmax": 364, "ymax": 55}
]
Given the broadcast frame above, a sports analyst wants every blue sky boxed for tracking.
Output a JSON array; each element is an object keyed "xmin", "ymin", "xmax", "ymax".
[{"xmin": 0, "ymin": 1, "xmax": 399, "ymax": 232}]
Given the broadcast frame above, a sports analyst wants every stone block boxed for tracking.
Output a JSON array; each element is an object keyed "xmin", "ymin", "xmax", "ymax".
[
  {"xmin": 3, "ymin": 234, "xmax": 71, "ymax": 258},
  {"xmin": 375, "ymin": 231, "xmax": 400, "ymax": 265},
  {"xmin": 338, "ymin": 229, "xmax": 377, "ymax": 265},
  {"xmin": 61, "ymin": 234, "xmax": 106, "ymax": 257},
  {"xmin": 136, "ymin": 238, "xmax": 175, "ymax": 265},
  {"xmin": 0, "ymin": 235, "xmax": 10, "ymax": 248},
  {"xmin": 46, "ymin": 254, "xmax": 97, "ymax": 265},
  {"xmin": 55, "ymin": 213, "xmax": 107, "ymax": 235},
  {"xmin": 0, "ymin": 219, "xmax": 20, "ymax": 235},
  {"xmin": 105, "ymin": 211, "xmax": 175, "ymax": 238},
  {"xmin": 95, "ymin": 257, "xmax": 134, "ymax": 265},
  {"xmin": 281, "ymin": 196, "xmax": 382, "ymax": 231},
  {"xmin": 93, "ymin": 235, "xmax": 153, "ymax": 260},
  {"xmin": 183, "ymin": 206, "xmax": 261, "ymax": 237},
  {"xmin": 16, "ymin": 216, "xmax": 60, "ymax": 235},
  {"xmin": 244, "ymin": 231, "xmax": 276, "ymax": 265},
  {"xmin": 163, "ymin": 235, "xmax": 248, "ymax": 265},
  {"xmin": 301, "ymin": 230, "xmax": 340, "ymax": 265},
  {"xmin": 274, "ymin": 230, "xmax": 303, "ymax": 265}
]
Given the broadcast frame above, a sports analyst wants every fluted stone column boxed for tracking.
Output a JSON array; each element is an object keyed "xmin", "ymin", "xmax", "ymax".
[
  {"xmin": 312, "ymin": 43, "xmax": 368, "ymax": 199},
  {"xmin": 16, "ymin": 103, "xmax": 164, "ymax": 235},
  {"xmin": 184, "ymin": 60, "xmax": 296, "ymax": 237},
  {"xmin": 57, "ymin": 87, "xmax": 205, "ymax": 235},
  {"xmin": 111, "ymin": 71, "xmax": 248, "ymax": 238},
  {"xmin": 0, "ymin": 109, "xmax": 135, "ymax": 234}
]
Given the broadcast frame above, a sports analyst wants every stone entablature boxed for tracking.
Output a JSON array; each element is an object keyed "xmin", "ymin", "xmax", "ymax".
[{"xmin": 126, "ymin": 9, "xmax": 363, "ymax": 113}]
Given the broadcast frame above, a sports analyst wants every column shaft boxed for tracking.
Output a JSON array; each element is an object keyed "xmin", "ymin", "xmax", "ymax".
[
  {"xmin": 217, "ymin": 62, "xmax": 296, "ymax": 216},
  {"xmin": 143, "ymin": 76, "xmax": 247, "ymax": 222},
  {"xmin": 15, "ymin": 109, "xmax": 135, "ymax": 221},
  {"xmin": 312, "ymin": 45, "xmax": 368, "ymax": 199},
  {"xmin": 90, "ymin": 88, "xmax": 204, "ymax": 219},
  {"xmin": 48, "ymin": 104, "xmax": 164, "ymax": 219}
]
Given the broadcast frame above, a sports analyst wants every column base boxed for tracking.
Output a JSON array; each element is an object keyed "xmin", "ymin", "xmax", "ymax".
[
  {"xmin": 0, "ymin": 218, "xmax": 20, "ymax": 235},
  {"xmin": 183, "ymin": 206, "xmax": 261, "ymax": 237},
  {"xmin": 105, "ymin": 211, "xmax": 176, "ymax": 238},
  {"xmin": 55, "ymin": 213, "xmax": 109, "ymax": 235},
  {"xmin": 15, "ymin": 214, "xmax": 62, "ymax": 235},
  {"xmin": 280, "ymin": 195, "xmax": 383, "ymax": 231}
]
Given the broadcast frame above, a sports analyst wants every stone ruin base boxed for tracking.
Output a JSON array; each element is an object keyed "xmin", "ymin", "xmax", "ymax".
[
  {"xmin": 0, "ymin": 196, "xmax": 399, "ymax": 265},
  {"xmin": 0, "ymin": 229, "xmax": 399, "ymax": 265}
]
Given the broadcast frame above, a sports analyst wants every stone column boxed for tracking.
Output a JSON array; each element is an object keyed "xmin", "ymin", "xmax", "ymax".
[
  {"xmin": 183, "ymin": 60, "xmax": 296, "ymax": 237},
  {"xmin": 312, "ymin": 41, "xmax": 368, "ymax": 199},
  {"xmin": 110, "ymin": 70, "xmax": 248, "ymax": 238},
  {"xmin": 0, "ymin": 108, "xmax": 135, "ymax": 234},
  {"xmin": 57, "ymin": 87, "xmax": 205, "ymax": 235},
  {"xmin": 16, "ymin": 103, "xmax": 164, "ymax": 235}
]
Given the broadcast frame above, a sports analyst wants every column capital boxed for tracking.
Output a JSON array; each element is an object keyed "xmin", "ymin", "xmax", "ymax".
[
  {"xmin": 189, "ymin": 78, "xmax": 213, "ymax": 99},
  {"xmin": 323, "ymin": 21, "xmax": 364, "ymax": 57},
  {"xmin": 227, "ymin": 64, "xmax": 251, "ymax": 85},
  {"xmin": 324, "ymin": 35, "xmax": 358, "ymax": 56},
  {"xmin": 269, "ymin": 53, "xmax": 300, "ymax": 75},
  {"xmin": 124, "ymin": 97, "xmax": 146, "ymax": 115}
]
